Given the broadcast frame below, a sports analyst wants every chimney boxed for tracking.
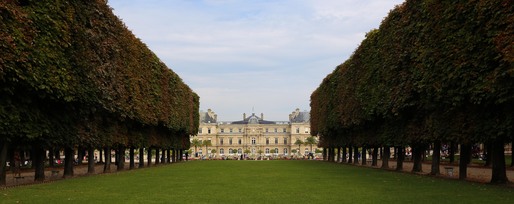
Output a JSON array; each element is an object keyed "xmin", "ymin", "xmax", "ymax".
[
  {"xmin": 261, "ymin": 113, "xmax": 264, "ymax": 120},
  {"xmin": 243, "ymin": 113, "xmax": 246, "ymax": 120}
]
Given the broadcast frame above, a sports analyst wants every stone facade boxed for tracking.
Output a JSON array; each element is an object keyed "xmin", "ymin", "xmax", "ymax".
[{"xmin": 190, "ymin": 108, "xmax": 316, "ymax": 159}]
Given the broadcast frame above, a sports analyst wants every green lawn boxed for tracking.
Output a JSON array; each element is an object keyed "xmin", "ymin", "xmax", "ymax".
[{"xmin": 1, "ymin": 160, "xmax": 513, "ymax": 203}]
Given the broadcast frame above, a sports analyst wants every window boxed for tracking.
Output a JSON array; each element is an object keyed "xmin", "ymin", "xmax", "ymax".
[
  {"xmin": 275, "ymin": 148, "xmax": 279, "ymax": 154},
  {"xmin": 274, "ymin": 128, "xmax": 277, "ymax": 132},
  {"xmin": 305, "ymin": 148, "xmax": 309, "ymax": 155},
  {"xmin": 229, "ymin": 138, "xmax": 232, "ymax": 145},
  {"xmin": 198, "ymin": 128, "xmax": 203, "ymax": 134},
  {"xmin": 266, "ymin": 128, "xmax": 269, "ymax": 132},
  {"xmin": 274, "ymin": 138, "xmax": 278, "ymax": 144},
  {"xmin": 220, "ymin": 138, "xmax": 223, "ymax": 145},
  {"xmin": 221, "ymin": 128, "xmax": 224, "ymax": 133},
  {"xmin": 252, "ymin": 137, "xmax": 256, "ymax": 144},
  {"xmin": 283, "ymin": 128, "xmax": 287, "ymax": 132},
  {"xmin": 208, "ymin": 128, "xmax": 211, "ymax": 134},
  {"xmin": 265, "ymin": 148, "xmax": 270, "ymax": 154},
  {"xmin": 238, "ymin": 148, "xmax": 242, "ymax": 154},
  {"xmin": 238, "ymin": 128, "xmax": 242, "ymax": 133},
  {"xmin": 284, "ymin": 137, "xmax": 288, "ymax": 144},
  {"xmin": 229, "ymin": 148, "xmax": 233, "ymax": 154},
  {"xmin": 220, "ymin": 148, "xmax": 224, "ymax": 154},
  {"xmin": 284, "ymin": 148, "xmax": 288, "ymax": 154},
  {"xmin": 305, "ymin": 128, "xmax": 309, "ymax": 134},
  {"xmin": 238, "ymin": 138, "xmax": 242, "ymax": 144},
  {"xmin": 296, "ymin": 128, "xmax": 300, "ymax": 133},
  {"xmin": 230, "ymin": 128, "xmax": 233, "ymax": 133},
  {"xmin": 266, "ymin": 138, "xmax": 269, "ymax": 145}
]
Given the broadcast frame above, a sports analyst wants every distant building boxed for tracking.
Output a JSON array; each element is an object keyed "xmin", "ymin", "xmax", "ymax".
[{"xmin": 190, "ymin": 108, "xmax": 316, "ymax": 159}]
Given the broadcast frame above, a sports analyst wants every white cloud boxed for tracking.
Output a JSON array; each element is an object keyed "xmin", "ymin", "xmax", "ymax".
[{"xmin": 108, "ymin": 0, "xmax": 405, "ymax": 121}]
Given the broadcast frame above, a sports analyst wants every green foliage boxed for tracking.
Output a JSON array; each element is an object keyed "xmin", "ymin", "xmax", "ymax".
[
  {"xmin": 311, "ymin": 0, "xmax": 514, "ymax": 148},
  {"xmin": 0, "ymin": 1, "xmax": 199, "ymax": 149}
]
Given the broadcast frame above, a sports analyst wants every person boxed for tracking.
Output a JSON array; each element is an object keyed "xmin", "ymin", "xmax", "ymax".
[{"xmin": 14, "ymin": 152, "xmax": 21, "ymax": 177}]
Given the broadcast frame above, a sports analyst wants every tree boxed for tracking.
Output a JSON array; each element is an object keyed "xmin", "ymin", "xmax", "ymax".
[
  {"xmin": 202, "ymin": 140, "xmax": 212, "ymax": 157},
  {"xmin": 211, "ymin": 149, "xmax": 217, "ymax": 158},
  {"xmin": 305, "ymin": 136, "xmax": 318, "ymax": 153},
  {"xmin": 294, "ymin": 139, "xmax": 304, "ymax": 156},
  {"xmin": 191, "ymin": 138, "xmax": 202, "ymax": 157},
  {"xmin": 257, "ymin": 150, "xmax": 264, "ymax": 159}
]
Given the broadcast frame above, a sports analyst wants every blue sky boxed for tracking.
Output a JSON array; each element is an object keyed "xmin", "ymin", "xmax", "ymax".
[{"xmin": 108, "ymin": 0, "xmax": 405, "ymax": 121}]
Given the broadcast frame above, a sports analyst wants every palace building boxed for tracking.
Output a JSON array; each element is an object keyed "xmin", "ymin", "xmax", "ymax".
[{"xmin": 190, "ymin": 108, "xmax": 316, "ymax": 159}]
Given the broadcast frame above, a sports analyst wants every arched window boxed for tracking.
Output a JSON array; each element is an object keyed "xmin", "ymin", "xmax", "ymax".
[
  {"xmin": 220, "ymin": 148, "xmax": 224, "ymax": 154},
  {"xmin": 265, "ymin": 148, "xmax": 270, "ymax": 154},
  {"xmin": 238, "ymin": 148, "xmax": 242, "ymax": 154},
  {"xmin": 284, "ymin": 148, "xmax": 288, "ymax": 154},
  {"xmin": 275, "ymin": 148, "xmax": 279, "ymax": 154},
  {"xmin": 252, "ymin": 137, "xmax": 256, "ymax": 144},
  {"xmin": 305, "ymin": 148, "xmax": 309, "ymax": 155}
]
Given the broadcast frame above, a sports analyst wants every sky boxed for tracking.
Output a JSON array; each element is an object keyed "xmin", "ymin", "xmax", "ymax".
[{"xmin": 108, "ymin": 0, "xmax": 405, "ymax": 121}]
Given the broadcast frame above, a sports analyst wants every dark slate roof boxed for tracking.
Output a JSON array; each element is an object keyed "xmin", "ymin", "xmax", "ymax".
[
  {"xmin": 199, "ymin": 110, "xmax": 217, "ymax": 123},
  {"xmin": 289, "ymin": 109, "xmax": 310, "ymax": 123},
  {"xmin": 231, "ymin": 113, "xmax": 276, "ymax": 125}
]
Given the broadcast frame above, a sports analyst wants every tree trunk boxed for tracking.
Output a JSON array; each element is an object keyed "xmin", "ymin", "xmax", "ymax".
[
  {"xmin": 459, "ymin": 143, "xmax": 471, "ymax": 180},
  {"xmin": 0, "ymin": 141, "xmax": 8, "ymax": 186},
  {"xmin": 336, "ymin": 147, "xmax": 341, "ymax": 163},
  {"xmin": 353, "ymin": 146, "xmax": 359, "ymax": 165},
  {"xmin": 322, "ymin": 148, "xmax": 327, "ymax": 161},
  {"xmin": 396, "ymin": 146, "xmax": 404, "ymax": 171},
  {"xmin": 167, "ymin": 149, "xmax": 171, "ymax": 163},
  {"xmin": 147, "ymin": 147, "xmax": 152, "ymax": 166},
  {"xmin": 63, "ymin": 147, "xmax": 74, "ymax": 178},
  {"xmin": 342, "ymin": 146, "xmax": 347, "ymax": 163},
  {"xmin": 511, "ymin": 135, "xmax": 514, "ymax": 167},
  {"xmin": 33, "ymin": 144, "xmax": 45, "ymax": 182},
  {"xmin": 117, "ymin": 146, "xmax": 125, "ymax": 171},
  {"xmin": 484, "ymin": 142, "xmax": 492, "ymax": 167},
  {"xmin": 139, "ymin": 148, "xmax": 144, "ymax": 168},
  {"xmin": 155, "ymin": 148, "xmax": 160, "ymax": 165},
  {"xmin": 412, "ymin": 145, "xmax": 423, "ymax": 172},
  {"xmin": 361, "ymin": 146, "xmax": 367, "ymax": 166},
  {"xmin": 179, "ymin": 149, "xmax": 183, "ymax": 161},
  {"xmin": 87, "ymin": 147, "xmax": 95, "ymax": 174},
  {"xmin": 99, "ymin": 149, "xmax": 103, "ymax": 163},
  {"xmin": 161, "ymin": 149, "xmax": 166, "ymax": 163},
  {"xmin": 175, "ymin": 149, "xmax": 180, "ymax": 162},
  {"xmin": 393, "ymin": 147, "xmax": 397, "ymax": 160},
  {"xmin": 129, "ymin": 147, "xmax": 135, "ymax": 170},
  {"xmin": 48, "ymin": 148, "xmax": 54, "ymax": 168},
  {"xmin": 103, "ymin": 147, "xmax": 111, "ymax": 173},
  {"xmin": 449, "ymin": 142, "xmax": 456, "ymax": 164},
  {"xmin": 348, "ymin": 146, "xmax": 353, "ymax": 164},
  {"xmin": 381, "ymin": 146, "xmax": 390, "ymax": 169},
  {"xmin": 77, "ymin": 146, "xmax": 84, "ymax": 165},
  {"xmin": 430, "ymin": 141, "xmax": 441, "ymax": 175},
  {"xmin": 490, "ymin": 139, "xmax": 508, "ymax": 184},
  {"xmin": 372, "ymin": 147, "xmax": 378, "ymax": 167}
]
